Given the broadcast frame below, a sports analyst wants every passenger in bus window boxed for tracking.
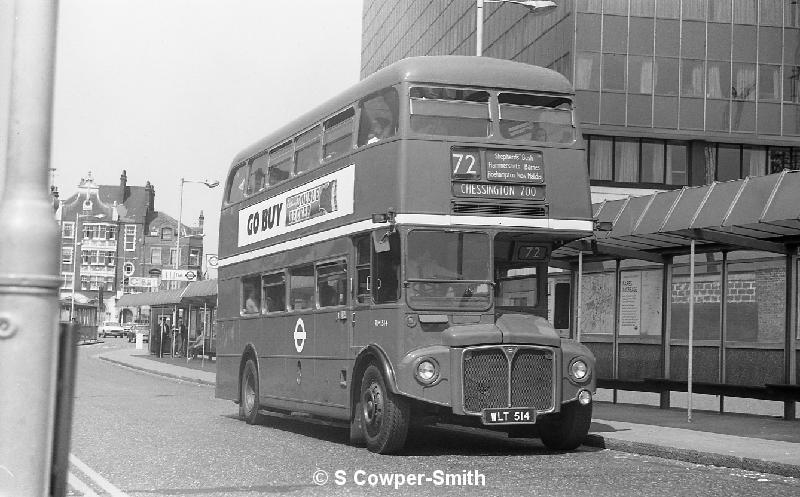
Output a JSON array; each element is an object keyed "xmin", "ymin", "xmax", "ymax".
[
  {"xmin": 366, "ymin": 117, "xmax": 392, "ymax": 144},
  {"xmin": 243, "ymin": 286, "xmax": 260, "ymax": 314},
  {"xmin": 318, "ymin": 282, "xmax": 338, "ymax": 307}
]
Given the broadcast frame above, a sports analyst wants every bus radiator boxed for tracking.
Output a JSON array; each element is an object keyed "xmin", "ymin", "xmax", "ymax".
[{"xmin": 462, "ymin": 346, "xmax": 555, "ymax": 414}]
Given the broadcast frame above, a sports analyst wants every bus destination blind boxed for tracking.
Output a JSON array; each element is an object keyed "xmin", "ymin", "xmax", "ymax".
[{"xmin": 485, "ymin": 151, "xmax": 544, "ymax": 183}]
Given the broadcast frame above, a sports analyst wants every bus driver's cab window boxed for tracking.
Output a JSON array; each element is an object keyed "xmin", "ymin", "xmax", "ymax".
[
  {"xmin": 354, "ymin": 231, "xmax": 400, "ymax": 304},
  {"xmin": 357, "ymin": 88, "xmax": 398, "ymax": 146}
]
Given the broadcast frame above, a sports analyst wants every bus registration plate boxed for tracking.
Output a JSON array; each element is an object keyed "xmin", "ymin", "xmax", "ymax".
[{"xmin": 481, "ymin": 408, "xmax": 536, "ymax": 425}]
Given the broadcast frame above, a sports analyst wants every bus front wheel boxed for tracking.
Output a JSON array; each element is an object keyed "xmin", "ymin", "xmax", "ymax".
[
  {"xmin": 539, "ymin": 401, "xmax": 592, "ymax": 451},
  {"xmin": 239, "ymin": 359, "xmax": 260, "ymax": 425},
  {"xmin": 359, "ymin": 364, "xmax": 409, "ymax": 454}
]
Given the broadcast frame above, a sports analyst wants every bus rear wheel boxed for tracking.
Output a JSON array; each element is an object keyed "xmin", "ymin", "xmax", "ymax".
[
  {"xmin": 239, "ymin": 359, "xmax": 260, "ymax": 425},
  {"xmin": 359, "ymin": 364, "xmax": 409, "ymax": 454},
  {"xmin": 539, "ymin": 400, "xmax": 592, "ymax": 451}
]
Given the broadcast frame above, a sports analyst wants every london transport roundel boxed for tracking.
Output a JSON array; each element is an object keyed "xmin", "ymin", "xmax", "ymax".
[{"xmin": 294, "ymin": 318, "xmax": 306, "ymax": 353}]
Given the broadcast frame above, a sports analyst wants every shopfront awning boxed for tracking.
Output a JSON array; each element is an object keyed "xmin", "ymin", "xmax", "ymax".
[
  {"xmin": 180, "ymin": 279, "xmax": 217, "ymax": 307},
  {"xmin": 553, "ymin": 170, "xmax": 800, "ymax": 263},
  {"xmin": 117, "ymin": 280, "xmax": 217, "ymax": 308}
]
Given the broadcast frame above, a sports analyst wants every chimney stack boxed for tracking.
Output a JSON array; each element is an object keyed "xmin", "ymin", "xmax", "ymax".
[
  {"xmin": 120, "ymin": 170, "xmax": 128, "ymax": 203},
  {"xmin": 198, "ymin": 210, "xmax": 204, "ymax": 234}
]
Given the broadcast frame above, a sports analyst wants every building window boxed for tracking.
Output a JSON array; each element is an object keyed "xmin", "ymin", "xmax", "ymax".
[
  {"xmin": 768, "ymin": 146, "xmax": 800, "ymax": 173},
  {"xmin": 150, "ymin": 247, "xmax": 162, "ymax": 265},
  {"xmin": 161, "ymin": 227, "xmax": 173, "ymax": 241},
  {"xmin": 61, "ymin": 247, "xmax": 73, "ymax": 264},
  {"xmin": 105, "ymin": 252, "xmax": 116, "ymax": 267},
  {"xmin": 169, "ymin": 248, "xmax": 177, "ymax": 266},
  {"xmin": 189, "ymin": 249, "xmax": 200, "ymax": 267},
  {"xmin": 81, "ymin": 275, "xmax": 89, "ymax": 290},
  {"xmin": 575, "ymin": 53, "xmax": 600, "ymax": 90},
  {"xmin": 588, "ymin": 136, "xmax": 613, "ymax": 181},
  {"xmin": 587, "ymin": 135, "xmax": 691, "ymax": 186},
  {"xmin": 62, "ymin": 222, "xmax": 75, "ymax": 239},
  {"xmin": 61, "ymin": 273, "xmax": 74, "ymax": 290},
  {"xmin": 124, "ymin": 225, "xmax": 136, "ymax": 251}
]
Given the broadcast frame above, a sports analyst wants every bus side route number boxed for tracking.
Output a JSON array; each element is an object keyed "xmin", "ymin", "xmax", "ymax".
[{"xmin": 374, "ymin": 319, "xmax": 389, "ymax": 327}]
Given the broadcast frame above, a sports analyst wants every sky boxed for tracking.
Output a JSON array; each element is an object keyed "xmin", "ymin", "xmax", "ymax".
[{"xmin": 1, "ymin": 0, "xmax": 364, "ymax": 262}]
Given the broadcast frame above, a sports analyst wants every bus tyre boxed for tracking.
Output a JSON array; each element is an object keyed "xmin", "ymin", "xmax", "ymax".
[
  {"xmin": 539, "ymin": 401, "xmax": 592, "ymax": 451},
  {"xmin": 239, "ymin": 359, "xmax": 260, "ymax": 425},
  {"xmin": 359, "ymin": 364, "xmax": 409, "ymax": 454}
]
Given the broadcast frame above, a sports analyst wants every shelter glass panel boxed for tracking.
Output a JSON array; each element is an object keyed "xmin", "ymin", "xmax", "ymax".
[
  {"xmin": 726, "ymin": 259, "xmax": 785, "ymax": 343},
  {"xmin": 580, "ymin": 271, "xmax": 615, "ymax": 334},
  {"xmin": 671, "ymin": 262, "xmax": 722, "ymax": 340}
]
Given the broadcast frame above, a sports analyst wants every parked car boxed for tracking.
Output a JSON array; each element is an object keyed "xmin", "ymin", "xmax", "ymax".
[
  {"xmin": 127, "ymin": 324, "xmax": 150, "ymax": 343},
  {"xmin": 98, "ymin": 321, "xmax": 125, "ymax": 338}
]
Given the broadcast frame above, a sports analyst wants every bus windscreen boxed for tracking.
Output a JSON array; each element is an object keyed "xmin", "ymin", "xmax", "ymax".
[
  {"xmin": 498, "ymin": 93, "xmax": 575, "ymax": 144},
  {"xmin": 405, "ymin": 230, "xmax": 491, "ymax": 310}
]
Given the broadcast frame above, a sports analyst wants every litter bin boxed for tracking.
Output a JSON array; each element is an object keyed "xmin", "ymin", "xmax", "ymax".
[{"xmin": 135, "ymin": 332, "xmax": 144, "ymax": 350}]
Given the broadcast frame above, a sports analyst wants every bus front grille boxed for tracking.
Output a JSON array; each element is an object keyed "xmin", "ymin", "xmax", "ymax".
[
  {"xmin": 462, "ymin": 346, "xmax": 555, "ymax": 414},
  {"xmin": 451, "ymin": 202, "xmax": 548, "ymax": 218}
]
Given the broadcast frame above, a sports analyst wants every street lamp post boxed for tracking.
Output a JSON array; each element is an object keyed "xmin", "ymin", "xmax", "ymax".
[
  {"xmin": 476, "ymin": 0, "xmax": 557, "ymax": 56},
  {"xmin": 175, "ymin": 178, "xmax": 219, "ymax": 270}
]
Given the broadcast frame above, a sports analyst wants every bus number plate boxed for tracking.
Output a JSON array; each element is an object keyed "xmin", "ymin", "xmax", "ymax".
[{"xmin": 481, "ymin": 408, "xmax": 537, "ymax": 425}]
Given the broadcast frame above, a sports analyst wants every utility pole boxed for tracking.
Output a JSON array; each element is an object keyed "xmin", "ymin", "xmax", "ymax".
[{"xmin": 0, "ymin": 1, "xmax": 61, "ymax": 495}]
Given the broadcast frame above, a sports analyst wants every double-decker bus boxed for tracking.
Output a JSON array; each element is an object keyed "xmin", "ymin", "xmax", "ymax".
[{"xmin": 216, "ymin": 56, "xmax": 596, "ymax": 454}]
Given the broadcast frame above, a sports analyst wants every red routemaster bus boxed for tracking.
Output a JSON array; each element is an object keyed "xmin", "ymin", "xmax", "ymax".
[{"xmin": 216, "ymin": 56, "xmax": 596, "ymax": 454}]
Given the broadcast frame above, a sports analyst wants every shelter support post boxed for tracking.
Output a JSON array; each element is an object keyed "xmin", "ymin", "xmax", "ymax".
[
  {"xmin": 613, "ymin": 259, "xmax": 621, "ymax": 404},
  {"xmin": 785, "ymin": 250, "xmax": 798, "ymax": 420},
  {"xmin": 660, "ymin": 256, "xmax": 673, "ymax": 409},
  {"xmin": 576, "ymin": 251, "xmax": 583, "ymax": 342},
  {"xmin": 688, "ymin": 240, "xmax": 695, "ymax": 423},
  {"xmin": 719, "ymin": 251, "xmax": 728, "ymax": 414}
]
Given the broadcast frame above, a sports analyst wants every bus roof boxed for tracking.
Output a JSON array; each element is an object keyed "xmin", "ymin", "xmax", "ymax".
[{"xmin": 230, "ymin": 56, "xmax": 573, "ymax": 166}]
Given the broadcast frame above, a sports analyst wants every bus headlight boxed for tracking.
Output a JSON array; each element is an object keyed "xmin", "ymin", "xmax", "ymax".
[
  {"xmin": 415, "ymin": 358, "xmax": 439, "ymax": 385},
  {"xmin": 569, "ymin": 359, "xmax": 589, "ymax": 382}
]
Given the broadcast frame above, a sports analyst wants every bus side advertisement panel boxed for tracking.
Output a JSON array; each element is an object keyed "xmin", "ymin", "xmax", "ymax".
[{"xmin": 237, "ymin": 165, "xmax": 356, "ymax": 248}]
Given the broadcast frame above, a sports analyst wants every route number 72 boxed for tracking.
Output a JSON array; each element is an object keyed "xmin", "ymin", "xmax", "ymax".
[{"xmin": 451, "ymin": 150, "xmax": 480, "ymax": 179}]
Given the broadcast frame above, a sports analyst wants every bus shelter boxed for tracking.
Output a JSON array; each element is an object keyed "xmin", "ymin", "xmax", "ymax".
[
  {"xmin": 551, "ymin": 170, "xmax": 800, "ymax": 420},
  {"xmin": 117, "ymin": 279, "xmax": 217, "ymax": 358}
]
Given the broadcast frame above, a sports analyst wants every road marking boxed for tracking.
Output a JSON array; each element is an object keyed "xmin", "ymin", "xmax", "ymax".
[
  {"xmin": 68, "ymin": 472, "xmax": 100, "ymax": 497},
  {"xmin": 69, "ymin": 454, "xmax": 129, "ymax": 497}
]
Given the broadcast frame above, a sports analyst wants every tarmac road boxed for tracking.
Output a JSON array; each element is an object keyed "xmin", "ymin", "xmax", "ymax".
[{"xmin": 66, "ymin": 341, "xmax": 800, "ymax": 496}]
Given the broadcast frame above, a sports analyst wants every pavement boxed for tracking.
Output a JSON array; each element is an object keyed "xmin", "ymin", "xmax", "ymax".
[{"xmin": 98, "ymin": 345, "xmax": 800, "ymax": 479}]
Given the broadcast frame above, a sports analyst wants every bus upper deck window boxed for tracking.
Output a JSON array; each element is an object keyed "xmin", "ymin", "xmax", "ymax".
[
  {"xmin": 357, "ymin": 88, "xmax": 399, "ymax": 146},
  {"xmin": 248, "ymin": 153, "xmax": 268, "ymax": 194},
  {"xmin": 498, "ymin": 93, "xmax": 575, "ymax": 144},
  {"xmin": 268, "ymin": 141, "xmax": 293, "ymax": 185},
  {"xmin": 409, "ymin": 86, "xmax": 490, "ymax": 138},
  {"xmin": 323, "ymin": 107, "xmax": 355, "ymax": 161},
  {"xmin": 295, "ymin": 125, "xmax": 322, "ymax": 175},
  {"xmin": 226, "ymin": 162, "xmax": 249, "ymax": 203}
]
